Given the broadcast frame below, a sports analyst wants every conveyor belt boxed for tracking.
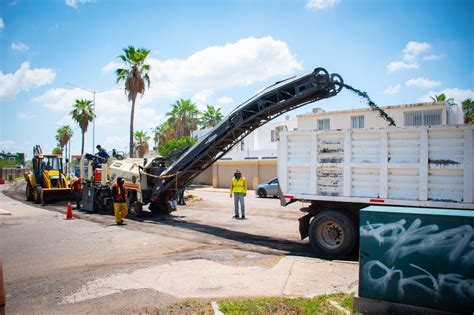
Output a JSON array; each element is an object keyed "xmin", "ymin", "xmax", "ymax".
[{"xmin": 151, "ymin": 67, "xmax": 343, "ymax": 200}]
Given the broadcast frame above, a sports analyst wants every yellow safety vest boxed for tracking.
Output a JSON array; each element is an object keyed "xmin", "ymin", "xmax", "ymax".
[{"xmin": 230, "ymin": 177, "xmax": 247, "ymax": 194}]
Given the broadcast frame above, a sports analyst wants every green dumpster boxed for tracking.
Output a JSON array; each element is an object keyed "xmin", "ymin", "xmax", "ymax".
[{"xmin": 359, "ymin": 206, "xmax": 474, "ymax": 314}]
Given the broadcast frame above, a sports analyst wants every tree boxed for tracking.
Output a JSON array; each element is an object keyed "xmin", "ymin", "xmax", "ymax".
[
  {"xmin": 115, "ymin": 45, "xmax": 151, "ymax": 158},
  {"xmin": 430, "ymin": 93, "xmax": 455, "ymax": 106},
  {"xmin": 133, "ymin": 130, "xmax": 151, "ymax": 158},
  {"xmin": 52, "ymin": 145, "xmax": 62, "ymax": 155},
  {"xmin": 70, "ymin": 99, "xmax": 94, "ymax": 156},
  {"xmin": 166, "ymin": 99, "xmax": 200, "ymax": 138},
  {"xmin": 158, "ymin": 136, "xmax": 197, "ymax": 157},
  {"xmin": 200, "ymin": 105, "xmax": 224, "ymax": 128},
  {"xmin": 462, "ymin": 98, "xmax": 474, "ymax": 124},
  {"xmin": 55, "ymin": 125, "xmax": 74, "ymax": 173},
  {"xmin": 154, "ymin": 120, "xmax": 176, "ymax": 148}
]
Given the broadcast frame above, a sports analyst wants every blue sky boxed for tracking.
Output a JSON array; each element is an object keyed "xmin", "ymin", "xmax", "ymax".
[{"xmin": 1, "ymin": 0, "xmax": 473, "ymax": 157}]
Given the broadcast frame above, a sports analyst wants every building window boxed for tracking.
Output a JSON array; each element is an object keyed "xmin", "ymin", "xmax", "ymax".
[
  {"xmin": 404, "ymin": 109, "xmax": 442, "ymax": 126},
  {"xmin": 240, "ymin": 139, "xmax": 245, "ymax": 151},
  {"xmin": 317, "ymin": 119, "xmax": 330, "ymax": 130},
  {"xmin": 271, "ymin": 130, "xmax": 276, "ymax": 142},
  {"xmin": 351, "ymin": 115, "xmax": 364, "ymax": 129}
]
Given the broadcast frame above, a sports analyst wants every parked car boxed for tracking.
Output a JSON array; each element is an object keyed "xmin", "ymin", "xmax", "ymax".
[{"xmin": 255, "ymin": 178, "xmax": 280, "ymax": 198}]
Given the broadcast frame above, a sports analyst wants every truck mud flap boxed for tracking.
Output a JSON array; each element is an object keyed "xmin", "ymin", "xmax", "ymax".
[{"xmin": 298, "ymin": 213, "xmax": 312, "ymax": 240}]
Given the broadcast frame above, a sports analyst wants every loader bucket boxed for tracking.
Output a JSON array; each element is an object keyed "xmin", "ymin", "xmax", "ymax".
[{"xmin": 41, "ymin": 188, "xmax": 72, "ymax": 205}]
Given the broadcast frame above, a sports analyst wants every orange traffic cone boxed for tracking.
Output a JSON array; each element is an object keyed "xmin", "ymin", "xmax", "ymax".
[{"xmin": 65, "ymin": 202, "xmax": 73, "ymax": 220}]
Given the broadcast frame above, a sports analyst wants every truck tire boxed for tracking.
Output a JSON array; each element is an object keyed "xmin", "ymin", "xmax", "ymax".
[
  {"xmin": 308, "ymin": 210, "xmax": 356, "ymax": 257},
  {"xmin": 257, "ymin": 188, "xmax": 267, "ymax": 198}
]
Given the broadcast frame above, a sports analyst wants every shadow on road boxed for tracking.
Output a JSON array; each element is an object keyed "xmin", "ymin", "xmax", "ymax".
[{"xmin": 128, "ymin": 212, "xmax": 358, "ymax": 261}]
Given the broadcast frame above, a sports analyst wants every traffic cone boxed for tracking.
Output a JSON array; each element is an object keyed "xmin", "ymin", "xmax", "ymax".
[{"xmin": 65, "ymin": 202, "xmax": 73, "ymax": 220}]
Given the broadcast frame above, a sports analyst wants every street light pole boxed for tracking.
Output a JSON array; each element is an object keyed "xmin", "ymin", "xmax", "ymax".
[{"xmin": 66, "ymin": 83, "xmax": 121, "ymax": 153}]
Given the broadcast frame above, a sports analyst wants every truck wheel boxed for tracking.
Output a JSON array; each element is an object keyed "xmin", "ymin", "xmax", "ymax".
[
  {"xmin": 308, "ymin": 210, "xmax": 356, "ymax": 257},
  {"xmin": 257, "ymin": 188, "xmax": 267, "ymax": 198},
  {"xmin": 149, "ymin": 201, "xmax": 172, "ymax": 215},
  {"xmin": 34, "ymin": 187, "xmax": 43, "ymax": 204},
  {"xmin": 26, "ymin": 182, "xmax": 34, "ymax": 201}
]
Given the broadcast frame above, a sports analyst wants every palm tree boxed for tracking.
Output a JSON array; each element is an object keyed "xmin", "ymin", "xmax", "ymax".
[
  {"xmin": 133, "ymin": 130, "xmax": 151, "ymax": 158},
  {"xmin": 154, "ymin": 121, "xmax": 176, "ymax": 149},
  {"xmin": 167, "ymin": 99, "xmax": 200, "ymax": 138},
  {"xmin": 55, "ymin": 125, "xmax": 74, "ymax": 173},
  {"xmin": 115, "ymin": 45, "xmax": 151, "ymax": 158},
  {"xmin": 70, "ymin": 99, "xmax": 94, "ymax": 156},
  {"xmin": 430, "ymin": 93, "xmax": 455, "ymax": 106},
  {"xmin": 52, "ymin": 145, "xmax": 62, "ymax": 155},
  {"xmin": 200, "ymin": 105, "xmax": 224, "ymax": 129}
]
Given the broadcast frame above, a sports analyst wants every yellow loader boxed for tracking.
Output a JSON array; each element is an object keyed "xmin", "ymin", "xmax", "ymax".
[{"xmin": 25, "ymin": 146, "xmax": 71, "ymax": 205}]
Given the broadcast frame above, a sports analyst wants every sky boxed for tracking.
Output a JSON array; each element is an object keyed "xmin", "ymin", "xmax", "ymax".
[{"xmin": 1, "ymin": 0, "xmax": 473, "ymax": 157}]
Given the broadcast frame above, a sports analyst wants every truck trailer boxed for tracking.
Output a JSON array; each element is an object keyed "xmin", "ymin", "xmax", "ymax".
[{"xmin": 277, "ymin": 125, "xmax": 474, "ymax": 256}]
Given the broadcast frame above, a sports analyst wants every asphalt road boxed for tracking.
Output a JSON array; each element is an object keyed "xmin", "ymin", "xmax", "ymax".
[{"xmin": 0, "ymin": 182, "xmax": 358, "ymax": 314}]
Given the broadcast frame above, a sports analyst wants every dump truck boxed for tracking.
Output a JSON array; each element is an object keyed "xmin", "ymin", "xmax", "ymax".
[
  {"xmin": 277, "ymin": 125, "xmax": 474, "ymax": 256},
  {"xmin": 25, "ymin": 145, "xmax": 71, "ymax": 205}
]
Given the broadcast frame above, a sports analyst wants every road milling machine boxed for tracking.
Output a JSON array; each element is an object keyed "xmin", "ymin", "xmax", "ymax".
[
  {"xmin": 79, "ymin": 67, "xmax": 345, "ymax": 215},
  {"xmin": 25, "ymin": 145, "xmax": 71, "ymax": 205}
]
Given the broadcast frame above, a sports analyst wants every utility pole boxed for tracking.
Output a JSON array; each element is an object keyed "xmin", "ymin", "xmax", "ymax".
[{"xmin": 66, "ymin": 83, "xmax": 121, "ymax": 153}]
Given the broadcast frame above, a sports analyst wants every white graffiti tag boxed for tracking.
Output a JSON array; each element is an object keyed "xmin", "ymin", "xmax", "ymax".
[
  {"xmin": 360, "ymin": 219, "xmax": 474, "ymax": 265},
  {"xmin": 363, "ymin": 260, "xmax": 474, "ymax": 304}
]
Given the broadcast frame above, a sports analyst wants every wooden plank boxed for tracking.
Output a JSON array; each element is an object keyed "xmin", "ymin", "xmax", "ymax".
[
  {"xmin": 379, "ymin": 130, "xmax": 388, "ymax": 198},
  {"xmin": 419, "ymin": 128, "xmax": 428, "ymax": 201},
  {"xmin": 463, "ymin": 129, "xmax": 473, "ymax": 203},
  {"xmin": 343, "ymin": 130, "xmax": 352, "ymax": 197}
]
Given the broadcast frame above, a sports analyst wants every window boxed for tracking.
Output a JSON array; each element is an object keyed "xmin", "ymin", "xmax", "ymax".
[
  {"xmin": 317, "ymin": 119, "xmax": 330, "ymax": 130},
  {"xmin": 351, "ymin": 115, "xmax": 364, "ymax": 129},
  {"xmin": 240, "ymin": 139, "xmax": 245, "ymax": 151},
  {"xmin": 404, "ymin": 109, "xmax": 442, "ymax": 126},
  {"xmin": 270, "ymin": 130, "xmax": 276, "ymax": 142}
]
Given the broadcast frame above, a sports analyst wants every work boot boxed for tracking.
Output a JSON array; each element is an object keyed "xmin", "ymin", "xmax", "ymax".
[
  {"xmin": 241, "ymin": 216, "xmax": 246, "ymax": 219},
  {"xmin": 232, "ymin": 215, "xmax": 239, "ymax": 219}
]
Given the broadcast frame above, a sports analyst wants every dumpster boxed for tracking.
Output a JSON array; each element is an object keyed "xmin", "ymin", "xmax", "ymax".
[{"xmin": 359, "ymin": 206, "xmax": 474, "ymax": 314}]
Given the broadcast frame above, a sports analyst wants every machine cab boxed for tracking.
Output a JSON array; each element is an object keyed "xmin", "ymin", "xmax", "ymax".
[{"xmin": 33, "ymin": 155, "xmax": 63, "ymax": 186}]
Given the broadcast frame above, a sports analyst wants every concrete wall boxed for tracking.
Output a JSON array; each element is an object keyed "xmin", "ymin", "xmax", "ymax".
[
  {"xmin": 211, "ymin": 160, "xmax": 277, "ymax": 189},
  {"xmin": 297, "ymin": 102, "xmax": 449, "ymax": 130},
  {"xmin": 192, "ymin": 167, "xmax": 212, "ymax": 185}
]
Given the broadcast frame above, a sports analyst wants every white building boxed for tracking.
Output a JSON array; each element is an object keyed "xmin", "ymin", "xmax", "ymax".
[{"xmin": 297, "ymin": 101, "xmax": 462, "ymax": 130}]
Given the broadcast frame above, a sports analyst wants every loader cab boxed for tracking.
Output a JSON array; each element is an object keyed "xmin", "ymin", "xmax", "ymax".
[{"xmin": 33, "ymin": 155, "xmax": 63, "ymax": 185}]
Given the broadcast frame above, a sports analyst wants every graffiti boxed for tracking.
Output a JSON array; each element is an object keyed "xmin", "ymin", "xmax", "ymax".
[
  {"xmin": 360, "ymin": 219, "xmax": 474, "ymax": 265},
  {"xmin": 363, "ymin": 260, "xmax": 474, "ymax": 304}
]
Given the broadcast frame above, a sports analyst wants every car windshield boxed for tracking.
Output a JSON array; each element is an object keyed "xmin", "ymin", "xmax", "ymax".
[{"xmin": 269, "ymin": 178, "xmax": 278, "ymax": 184}]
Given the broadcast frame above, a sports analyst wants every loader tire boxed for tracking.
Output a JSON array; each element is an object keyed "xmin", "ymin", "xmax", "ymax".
[
  {"xmin": 26, "ymin": 182, "xmax": 34, "ymax": 201},
  {"xmin": 34, "ymin": 187, "xmax": 43, "ymax": 204},
  {"xmin": 308, "ymin": 210, "xmax": 356, "ymax": 258}
]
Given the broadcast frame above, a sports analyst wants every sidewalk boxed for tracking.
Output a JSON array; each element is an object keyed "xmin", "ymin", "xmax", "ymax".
[{"xmin": 188, "ymin": 185, "xmax": 255, "ymax": 194}]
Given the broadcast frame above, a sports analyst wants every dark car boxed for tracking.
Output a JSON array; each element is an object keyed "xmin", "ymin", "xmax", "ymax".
[{"xmin": 255, "ymin": 177, "xmax": 280, "ymax": 198}]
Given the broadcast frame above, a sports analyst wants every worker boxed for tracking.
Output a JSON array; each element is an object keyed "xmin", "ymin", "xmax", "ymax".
[
  {"xmin": 96, "ymin": 145, "xmax": 110, "ymax": 162},
  {"xmin": 230, "ymin": 169, "xmax": 247, "ymax": 219},
  {"xmin": 111, "ymin": 177, "xmax": 128, "ymax": 225},
  {"xmin": 70, "ymin": 176, "xmax": 82, "ymax": 209}
]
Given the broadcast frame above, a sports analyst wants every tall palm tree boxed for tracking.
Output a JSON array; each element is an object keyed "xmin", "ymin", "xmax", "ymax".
[
  {"xmin": 200, "ymin": 105, "xmax": 224, "ymax": 129},
  {"xmin": 167, "ymin": 99, "xmax": 200, "ymax": 138},
  {"xmin": 133, "ymin": 130, "xmax": 151, "ymax": 158},
  {"xmin": 55, "ymin": 125, "xmax": 74, "ymax": 172},
  {"xmin": 115, "ymin": 45, "xmax": 151, "ymax": 158},
  {"xmin": 70, "ymin": 99, "xmax": 94, "ymax": 156},
  {"xmin": 154, "ymin": 120, "xmax": 176, "ymax": 149}
]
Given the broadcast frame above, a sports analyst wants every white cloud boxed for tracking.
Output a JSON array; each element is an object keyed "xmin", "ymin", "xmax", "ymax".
[
  {"xmin": 192, "ymin": 89, "xmax": 214, "ymax": 111},
  {"xmin": 217, "ymin": 96, "xmax": 234, "ymax": 105},
  {"xmin": 306, "ymin": 0, "xmax": 340, "ymax": 10},
  {"xmin": 11, "ymin": 42, "xmax": 29, "ymax": 51},
  {"xmin": 0, "ymin": 140, "xmax": 15, "ymax": 151},
  {"xmin": 387, "ymin": 61, "xmax": 418, "ymax": 72},
  {"xmin": 17, "ymin": 112, "xmax": 36, "ymax": 120},
  {"xmin": 103, "ymin": 136, "xmax": 128, "ymax": 151},
  {"xmin": 0, "ymin": 18, "xmax": 4, "ymax": 30},
  {"xmin": 140, "ymin": 36, "xmax": 302, "ymax": 103},
  {"xmin": 406, "ymin": 77, "xmax": 441, "ymax": 89},
  {"xmin": 384, "ymin": 84, "xmax": 401, "ymax": 95},
  {"xmin": 402, "ymin": 41, "xmax": 430, "ymax": 61},
  {"xmin": 419, "ymin": 88, "xmax": 474, "ymax": 104},
  {"xmin": 422, "ymin": 54, "xmax": 443, "ymax": 61},
  {"xmin": 0, "ymin": 62, "xmax": 56, "ymax": 100},
  {"xmin": 65, "ymin": 0, "xmax": 93, "ymax": 9},
  {"xmin": 102, "ymin": 60, "xmax": 124, "ymax": 73}
]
